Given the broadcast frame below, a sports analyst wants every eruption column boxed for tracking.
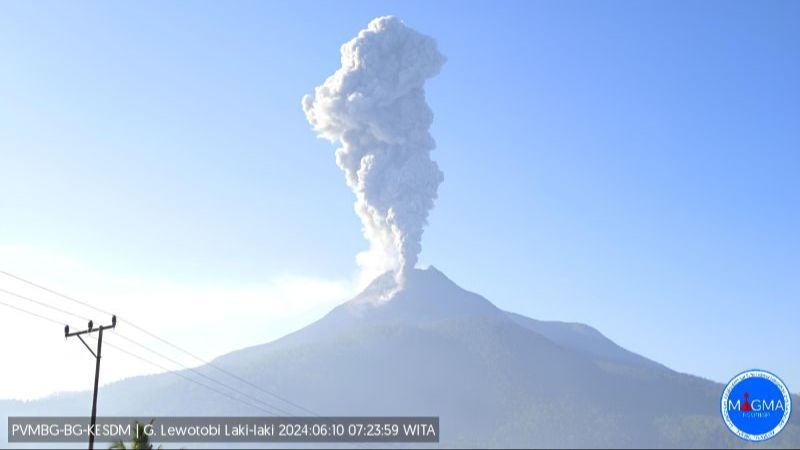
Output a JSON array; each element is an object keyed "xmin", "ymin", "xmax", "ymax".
[{"xmin": 303, "ymin": 16, "xmax": 445, "ymax": 285}]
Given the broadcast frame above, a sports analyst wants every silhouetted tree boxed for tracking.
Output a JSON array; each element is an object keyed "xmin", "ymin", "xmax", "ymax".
[{"xmin": 109, "ymin": 420, "xmax": 160, "ymax": 450}]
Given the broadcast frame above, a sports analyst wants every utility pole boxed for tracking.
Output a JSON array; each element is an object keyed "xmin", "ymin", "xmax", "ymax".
[{"xmin": 65, "ymin": 315, "xmax": 116, "ymax": 450}]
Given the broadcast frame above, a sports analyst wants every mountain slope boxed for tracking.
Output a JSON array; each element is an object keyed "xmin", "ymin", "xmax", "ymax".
[
  {"xmin": 2, "ymin": 267, "xmax": 799, "ymax": 448},
  {"xmin": 504, "ymin": 311, "xmax": 665, "ymax": 370}
]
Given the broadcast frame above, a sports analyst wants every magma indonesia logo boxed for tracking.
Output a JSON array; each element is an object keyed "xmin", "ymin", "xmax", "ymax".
[{"xmin": 721, "ymin": 369, "xmax": 792, "ymax": 442}]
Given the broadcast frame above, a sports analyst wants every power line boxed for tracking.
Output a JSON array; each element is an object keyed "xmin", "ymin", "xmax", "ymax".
[
  {"xmin": 0, "ymin": 270, "xmax": 114, "ymax": 316},
  {"xmin": 111, "ymin": 332, "xmax": 293, "ymax": 416},
  {"xmin": 89, "ymin": 335, "xmax": 283, "ymax": 417},
  {"xmin": 120, "ymin": 319, "xmax": 321, "ymax": 416},
  {"xmin": 99, "ymin": 335, "xmax": 394, "ymax": 449},
  {"xmin": 0, "ymin": 282, "xmax": 297, "ymax": 416},
  {"xmin": 0, "ymin": 270, "xmax": 320, "ymax": 416},
  {"xmin": 0, "ymin": 295, "xmax": 283, "ymax": 418},
  {"xmin": 0, "ymin": 287, "xmax": 90, "ymax": 323},
  {"xmin": 104, "ymin": 335, "xmax": 400, "ymax": 449},
  {"xmin": 0, "ymin": 298, "xmax": 64, "ymax": 326},
  {"xmin": 0, "ymin": 278, "xmax": 394, "ymax": 450}
]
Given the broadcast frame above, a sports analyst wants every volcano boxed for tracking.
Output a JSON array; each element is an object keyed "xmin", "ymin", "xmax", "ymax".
[{"xmin": 3, "ymin": 267, "xmax": 799, "ymax": 448}]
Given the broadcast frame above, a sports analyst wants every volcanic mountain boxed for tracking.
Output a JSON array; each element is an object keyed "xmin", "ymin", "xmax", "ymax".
[{"xmin": 3, "ymin": 267, "xmax": 799, "ymax": 448}]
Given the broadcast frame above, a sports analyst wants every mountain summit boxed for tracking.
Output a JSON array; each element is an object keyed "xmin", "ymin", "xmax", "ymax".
[
  {"xmin": 3, "ymin": 267, "xmax": 799, "ymax": 448},
  {"xmin": 282, "ymin": 267, "xmax": 504, "ymax": 343},
  {"xmin": 267, "ymin": 267, "xmax": 664, "ymax": 373}
]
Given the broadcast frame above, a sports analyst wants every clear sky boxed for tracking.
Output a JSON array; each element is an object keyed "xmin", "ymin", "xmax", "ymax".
[{"xmin": 1, "ymin": 0, "xmax": 798, "ymax": 399}]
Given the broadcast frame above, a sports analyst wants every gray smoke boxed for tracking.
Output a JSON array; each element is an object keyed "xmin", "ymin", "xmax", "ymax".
[{"xmin": 302, "ymin": 16, "xmax": 445, "ymax": 286}]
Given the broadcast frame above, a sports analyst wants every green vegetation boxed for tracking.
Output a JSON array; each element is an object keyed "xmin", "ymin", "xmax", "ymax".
[{"xmin": 109, "ymin": 420, "xmax": 160, "ymax": 450}]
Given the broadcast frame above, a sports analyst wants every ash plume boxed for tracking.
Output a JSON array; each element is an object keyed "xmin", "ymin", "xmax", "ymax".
[{"xmin": 302, "ymin": 16, "xmax": 445, "ymax": 286}]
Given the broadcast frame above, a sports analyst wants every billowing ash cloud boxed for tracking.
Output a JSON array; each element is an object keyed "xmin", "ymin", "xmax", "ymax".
[{"xmin": 302, "ymin": 16, "xmax": 445, "ymax": 285}]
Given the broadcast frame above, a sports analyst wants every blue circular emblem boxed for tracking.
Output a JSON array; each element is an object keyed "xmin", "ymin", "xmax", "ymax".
[{"xmin": 721, "ymin": 369, "xmax": 792, "ymax": 442}]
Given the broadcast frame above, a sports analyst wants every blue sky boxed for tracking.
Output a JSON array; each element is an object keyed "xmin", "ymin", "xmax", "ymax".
[{"xmin": 1, "ymin": 0, "xmax": 798, "ymax": 397}]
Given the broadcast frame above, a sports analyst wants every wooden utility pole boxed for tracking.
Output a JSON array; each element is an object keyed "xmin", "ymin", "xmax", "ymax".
[{"xmin": 65, "ymin": 316, "xmax": 116, "ymax": 450}]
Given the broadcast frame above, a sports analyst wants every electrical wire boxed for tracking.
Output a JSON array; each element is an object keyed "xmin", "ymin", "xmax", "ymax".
[
  {"xmin": 0, "ymin": 287, "xmax": 91, "ymax": 323},
  {"xmin": 0, "ymin": 271, "xmax": 319, "ymax": 415},
  {"xmin": 96, "ymin": 336, "xmax": 393, "ymax": 450},
  {"xmin": 86, "ymin": 334, "xmax": 282, "ymax": 417},
  {"xmin": 0, "ymin": 270, "xmax": 114, "ymax": 316},
  {"xmin": 0, "ymin": 298, "xmax": 65, "ymax": 326},
  {"xmin": 120, "ymin": 319, "xmax": 321, "ymax": 416},
  {"xmin": 111, "ymin": 332, "xmax": 293, "ymax": 415},
  {"xmin": 0, "ymin": 290, "xmax": 290, "ymax": 417},
  {"xmin": 0, "ymin": 280, "xmax": 398, "ymax": 449},
  {"xmin": 0, "ymin": 282, "xmax": 295, "ymax": 416}
]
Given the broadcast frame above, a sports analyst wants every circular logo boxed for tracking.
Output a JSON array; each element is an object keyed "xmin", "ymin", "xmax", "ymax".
[{"xmin": 721, "ymin": 369, "xmax": 792, "ymax": 442}]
